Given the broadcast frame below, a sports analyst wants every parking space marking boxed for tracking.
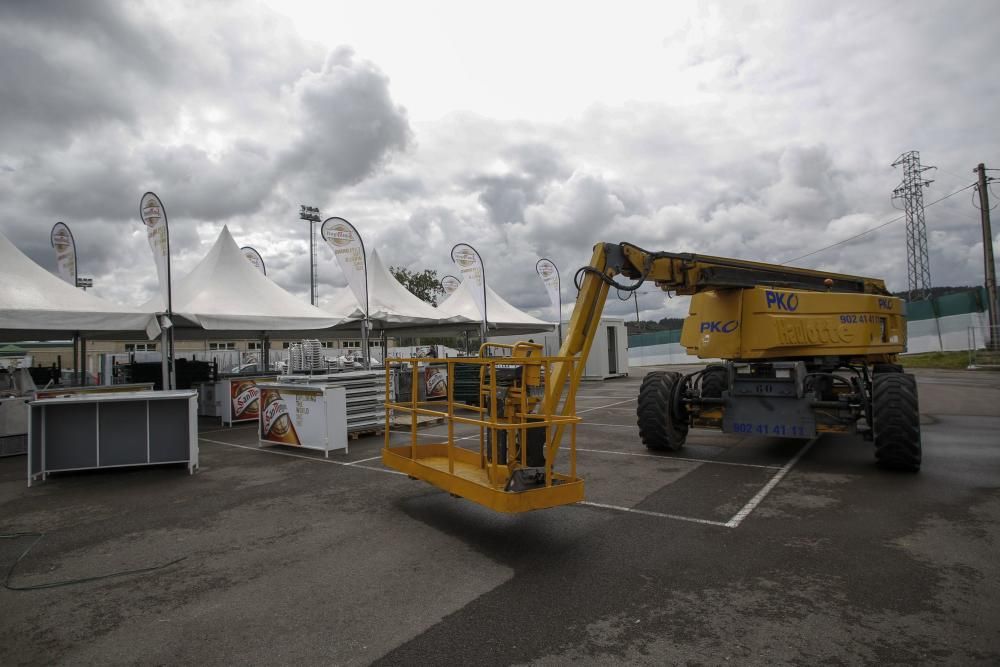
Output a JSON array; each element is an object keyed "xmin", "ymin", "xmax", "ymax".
[
  {"xmin": 577, "ymin": 398, "xmax": 636, "ymax": 414},
  {"xmin": 344, "ymin": 455, "xmax": 383, "ymax": 465},
  {"xmin": 574, "ymin": 446, "xmax": 782, "ymax": 470},
  {"xmin": 572, "ymin": 395, "xmax": 642, "ymax": 400},
  {"xmin": 202, "ymin": 426, "xmax": 816, "ymax": 529},
  {"xmin": 199, "ymin": 437, "xmax": 406, "ymax": 475},
  {"xmin": 578, "ymin": 501, "xmax": 730, "ymax": 527},
  {"xmin": 724, "ymin": 435, "xmax": 819, "ymax": 528}
]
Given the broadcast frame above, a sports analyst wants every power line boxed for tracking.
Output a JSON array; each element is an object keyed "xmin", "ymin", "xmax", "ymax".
[
  {"xmin": 605, "ymin": 180, "xmax": 979, "ymax": 301},
  {"xmin": 781, "ymin": 182, "xmax": 976, "ymax": 265},
  {"xmin": 934, "ymin": 165, "xmax": 975, "ymax": 187}
]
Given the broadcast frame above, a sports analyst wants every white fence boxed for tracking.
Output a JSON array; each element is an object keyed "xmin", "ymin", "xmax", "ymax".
[
  {"xmin": 628, "ymin": 313, "xmax": 995, "ymax": 369},
  {"xmin": 968, "ymin": 325, "xmax": 1000, "ymax": 368},
  {"xmin": 905, "ymin": 311, "xmax": 990, "ymax": 355}
]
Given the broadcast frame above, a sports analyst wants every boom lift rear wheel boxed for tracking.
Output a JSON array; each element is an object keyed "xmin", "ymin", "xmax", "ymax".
[
  {"xmin": 872, "ymin": 372, "xmax": 921, "ymax": 471},
  {"xmin": 637, "ymin": 371, "xmax": 688, "ymax": 451}
]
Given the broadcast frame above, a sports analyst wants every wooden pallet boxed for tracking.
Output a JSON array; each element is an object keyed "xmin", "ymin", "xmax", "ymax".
[
  {"xmin": 348, "ymin": 428, "xmax": 385, "ymax": 440},
  {"xmin": 390, "ymin": 414, "xmax": 447, "ymax": 428}
]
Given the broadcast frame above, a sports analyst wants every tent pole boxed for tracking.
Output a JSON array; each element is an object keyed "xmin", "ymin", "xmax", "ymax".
[
  {"xmin": 80, "ymin": 336, "xmax": 87, "ymax": 386},
  {"xmin": 261, "ymin": 332, "xmax": 268, "ymax": 372},
  {"xmin": 160, "ymin": 325, "xmax": 169, "ymax": 391},
  {"xmin": 361, "ymin": 318, "xmax": 370, "ymax": 370},
  {"xmin": 169, "ymin": 326, "xmax": 176, "ymax": 390},
  {"xmin": 72, "ymin": 332, "xmax": 79, "ymax": 386}
]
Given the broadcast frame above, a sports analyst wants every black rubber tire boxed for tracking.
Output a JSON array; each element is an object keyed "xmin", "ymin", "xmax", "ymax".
[
  {"xmin": 637, "ymin": 371, "xmax": 688, "ymax": 451},
  {"xmin": 873, "ymin": 363, "xmax": 904, "ymax": 374},
  {"xmin": 701, "ymin": 365, "xmax": 727, "ymax": 398},
  {"xmin": 872, "ymin": 373, "xmax": 921, "ymax": 472}
]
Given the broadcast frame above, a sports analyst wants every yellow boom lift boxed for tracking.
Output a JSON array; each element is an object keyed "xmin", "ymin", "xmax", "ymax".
[{"xmin": 382, "ymin": 242, "xmax": 920, "ymax": 513}]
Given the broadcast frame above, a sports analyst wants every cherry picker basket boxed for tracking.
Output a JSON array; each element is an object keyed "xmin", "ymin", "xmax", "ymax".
[{"xmin": 381, "ymin": 343, "xmax": 583, "ymax": 513}]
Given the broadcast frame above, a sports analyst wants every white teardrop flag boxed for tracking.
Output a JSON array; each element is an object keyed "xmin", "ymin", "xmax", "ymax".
[
  {"xmin": 535, "ymin": 258, "xmax": 561, "ymax": 322},
  {"xmin": 451, "ymin": 243, "xmax": 487, "ymax": 327},
  {"xmin": 50, "ymin": 222, "xmax": 78, "ymax": 286},
  {"xmin": 139, "ymin": 192, "xmax": 172, "ymax": 310},
  {"xmin": 441, "ymin": 274, "xmax": 461, "ymax": 297},
  {"xmin": 241, "ymin": 246, "xmax": 266, "ymax": 275},
  {"xmin": 321, "ymin": 217, "xmax": 369, "ymax": 316}
]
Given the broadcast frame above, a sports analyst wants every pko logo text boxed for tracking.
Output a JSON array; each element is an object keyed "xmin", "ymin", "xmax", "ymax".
[
  {"xmin": 700, "ymin": 320, "xmax": 739, "ymax": 333},
  {"xmin": 765, "ymin": 291, "xmax": 799, "ymax": 311},
  {"xmin": 877, "ymin": 298, "xmax": 893, "ymax": 310}
]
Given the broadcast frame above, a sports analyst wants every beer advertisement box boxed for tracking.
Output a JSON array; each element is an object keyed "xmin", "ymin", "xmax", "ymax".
[
  {"xmin": 257, "ymin": 382, "xmax": 348, "ymax": 457},
  {"xmin": 208, "ymin": 376, "xmax": 277, "ymax": 425}
]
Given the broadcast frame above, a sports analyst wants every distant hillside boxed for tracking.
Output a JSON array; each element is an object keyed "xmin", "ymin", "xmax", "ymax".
[{"xmin": 626, "ymin": 317, "xmax": 685, "ymax": 335}]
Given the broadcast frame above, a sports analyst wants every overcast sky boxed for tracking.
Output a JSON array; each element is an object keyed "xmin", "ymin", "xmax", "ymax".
[{"xmin": 1, "ymin": 0, "xmax": 998, "ymax": 323}]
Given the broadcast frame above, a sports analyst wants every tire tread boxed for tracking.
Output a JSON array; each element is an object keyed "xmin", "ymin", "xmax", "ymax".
[
  {"xmin": 872, "ymin": 373, "xmax": 921, "ymax": 471},
  {"xmin": 637, "ymin": 371, "xmax": 688, "ymax": 451}
]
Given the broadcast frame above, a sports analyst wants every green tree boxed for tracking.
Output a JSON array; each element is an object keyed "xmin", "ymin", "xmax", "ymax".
[{"xmin": 390, "ymin": 266, "xmax": 445, "ymax": 304}]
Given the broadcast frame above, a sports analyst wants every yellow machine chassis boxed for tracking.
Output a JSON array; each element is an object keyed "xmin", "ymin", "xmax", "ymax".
[{"xmin": 382, "ymin": 354, "xmax": 584, "ymax": 513}]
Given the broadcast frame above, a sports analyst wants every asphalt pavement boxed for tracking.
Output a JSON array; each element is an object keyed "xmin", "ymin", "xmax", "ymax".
[{"xmin": 1, "ymin": 367, "xmax": 998, "ymax": 665}]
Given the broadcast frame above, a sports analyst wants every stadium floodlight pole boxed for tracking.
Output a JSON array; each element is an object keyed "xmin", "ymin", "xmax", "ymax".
[{"xmin": 299, "ymin": 205, "xmax": 322, "ymax": 305}]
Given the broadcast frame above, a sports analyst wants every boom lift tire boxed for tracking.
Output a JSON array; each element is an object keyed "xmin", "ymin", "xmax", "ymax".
[
  {"xmin": 637, "ymin": 371, "xmax": 688, "ymax": 451},
  {"xmin": 872, "ymin": 373, "xmax": 921, "ymax": 472},
  {"xmin": 701, "ymin": 365, "xmax": 727, "ymax": 398}
]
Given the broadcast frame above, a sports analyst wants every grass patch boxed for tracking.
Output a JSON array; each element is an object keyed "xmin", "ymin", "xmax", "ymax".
[{"xmin": 899, "ymin": 351, "xmax": 970, "ymax": 369}]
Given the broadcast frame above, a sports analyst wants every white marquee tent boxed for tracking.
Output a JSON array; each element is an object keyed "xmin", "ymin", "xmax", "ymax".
[
  {"xmin": 0, "ymin": 229, "xmax": 157, "ymax": 342},
  {"xmin": 141, "ymin": 226, "xmax": 343, "ymax": 334},
  {"xmin": 432, "ymin": 282, "xmax": 554, "ymax": 337},
  {"xmin": 324, "ymin": 249, "xmax": 473, "ymax": 329}
]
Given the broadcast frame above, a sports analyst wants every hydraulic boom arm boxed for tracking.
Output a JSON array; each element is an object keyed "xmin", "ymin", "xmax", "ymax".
[{"xmin": 540, "ymin": 242, "xmax": 895, "ymax": 463}]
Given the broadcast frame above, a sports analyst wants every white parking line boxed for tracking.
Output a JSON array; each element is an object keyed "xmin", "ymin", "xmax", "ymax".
[
  {"xmin": 578, "ymin": 501, "xmax": 730, "ymax": 527},
  {"xmin": 199, "ymin": 437, "xmax": 405, "ymax": 475},
  {"xmin": 574, "ymin": 446, "xmax": 782, "ymax": 470},
  {"xmin": 203, "ymin": 429, "xmax": 816, "ymax": 528},
  {"xmin": 724, "ymin": 435, "xmax": 820, "ymax": 528},
  {"xmin": 344, "ymin": 455, "xmax": 383, "ymax": 465},
  {"xmin": 573, "ymin": 395, "xmax": 642, "ymax": 400},
  {"xmin": 577, "ymin": 398, "xmax": 636, "ymax": 414}
]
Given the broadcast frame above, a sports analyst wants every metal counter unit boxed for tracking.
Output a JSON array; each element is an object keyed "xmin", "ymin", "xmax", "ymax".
[
  {"xmin": 196, "ymin": 375, "xmax": 278, "ymax": 425},
  {"xmin": 34, "ymin": 382, "xmax": 156, "ymax": 400},
  {"xmin": 28, "ymin": 390, "xmax": 198, "ymax": 486},
  {"xmin": 1, "ymin": 396, "xmax": 30, "ymax": 457},
  {"xmin": 257, "ymin": 382, "xmax": 348, "ymax": 456}
]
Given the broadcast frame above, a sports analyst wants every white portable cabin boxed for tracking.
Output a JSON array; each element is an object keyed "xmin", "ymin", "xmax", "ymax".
[{"xmin": 492, "ymin": 317, "xmax": 629, "ymax": 380}]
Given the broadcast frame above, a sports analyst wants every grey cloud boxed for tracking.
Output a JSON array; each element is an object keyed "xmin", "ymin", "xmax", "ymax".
[
  {"xmin": 2, "ymin": 0, "xmax": 997, "ymax": 325},
  {"xmin": 0, "ymin": 1, "xmax": 174, "ymax": 152},
  {"xmin": 353, "ymin": 174, "xmax": 428, "ymax": 202},
  {"xmin": 502, "ymin": 143, "xmax": 568, "ymax": 181},
  {"xmin": 473, "ymin": 174, "xmax": 537, "ymax": 225},
  {"xmin": 467, "ymin": 142, "xmax": 570, "ymax": 226},
  {"xmin": 520, "ymin": 171, "xmax": 633, "ymax": 251},
  {"xmin": 279, "ymin": 47, "xmax": 412, "ymax": 195},
  {"xmin": 142, "ymin": 142, "xmax": 277, "ymax": 220},
  {"xmin": 0, "ymin": 3, "xmax": 414, "ymax": 310}
]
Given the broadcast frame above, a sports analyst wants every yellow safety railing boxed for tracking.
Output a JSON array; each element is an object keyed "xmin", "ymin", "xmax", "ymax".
[{"xmin": 382, "ymin": 354, "xmax": 581, "ymax": 496}]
